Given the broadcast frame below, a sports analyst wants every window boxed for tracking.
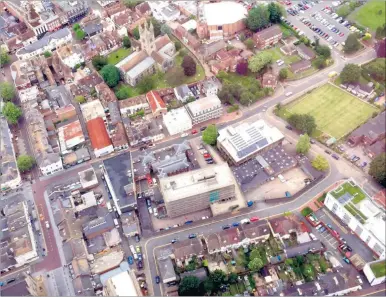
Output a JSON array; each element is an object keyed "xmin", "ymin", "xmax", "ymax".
[
  {"xmin": 218, "ymin": 26, "xmax": 223, "ymax": 30},
  {"xmin": 354, "ymin": 225, "xmax": 363, "ymax": 236},
  {"xmin": 332, "ymin": 203, "xmax": 338, "ymax": 213},
  {"xmin": 365, "ymin": 235, "xmax": 371, "ymax": 244},
  {"xmin": 373, "ymin": 243, "xmax": 384, "ymax": 256},
  {"xmin": 343, "ymin": 214, "xmax": 351, "ymax": 225}
]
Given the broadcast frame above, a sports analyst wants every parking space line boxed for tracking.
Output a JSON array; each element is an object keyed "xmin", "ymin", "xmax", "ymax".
[{"xmin": 322, "ymin": 209, "xmax": 348, "ymax": 234}]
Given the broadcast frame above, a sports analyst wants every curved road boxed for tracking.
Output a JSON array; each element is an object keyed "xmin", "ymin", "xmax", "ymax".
[{"xmin": 143, "ymin": 47, "xmax": 377, "ymax": 295}]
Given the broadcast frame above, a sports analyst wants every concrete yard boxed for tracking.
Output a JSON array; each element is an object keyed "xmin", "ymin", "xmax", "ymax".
[{"xmin": 245, "ymin": 167, "xmax": 310, "ymax": 201}]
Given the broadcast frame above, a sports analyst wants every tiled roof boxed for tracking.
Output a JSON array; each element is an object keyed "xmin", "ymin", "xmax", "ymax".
[
  {"xmin": 253, "ymin": 25, "xmax": 281, "ymax": 41},
  {"xmin": 146, "ymin": 90, "xmax": 166, "ymax": 113},
  {"xmin": 86, "ymin": 117, "xmax": 112, "ymax": 150}
]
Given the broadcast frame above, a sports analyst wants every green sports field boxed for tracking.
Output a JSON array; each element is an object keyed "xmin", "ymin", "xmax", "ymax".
[
  {"xmin": 350, "ymin": 0, "xmax": 385, "ymax": 31},
  {"xmin": 286, "ymin": 84, "xmax": 378, "ymax": 139}
]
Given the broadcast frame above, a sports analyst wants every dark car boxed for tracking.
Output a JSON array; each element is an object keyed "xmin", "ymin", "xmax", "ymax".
[
  {"xmin": 171, "ymin": 239, "xmax": 178, "ymax": 244},
  {"xmin": 325, "ymin": 150, "xmax": 332, "ymax": 155},
  {"xmin": 155, "ymin": 276, "xmax": 160, "ymax": 284},
  {"xmin": 139, "ymin": 146, "xmax": 147, "ymax": 151},
  {"xmin": 167, "ymin": 281, "xmax": 177, "ymax": 287},
  {"xmin": 6, "ymin": 278, "xmax": 15, "ymax": 284},
  {"xmin": 285, "ymin": 125, "xmax": 293, "ymax": 130},
  {"xmin": 332, "ymin": 154, "xmax": 340, "ymax": 160},
  {"xmin": 222, "ymin": 225, "xmax": 230, "ymax": 230},
  {"xmin": 135, "ymin": 234, "xmax": 140, "ymax": 242},
  {"xmin": 346, "ymin": 246, "xmax": 353, "ymax": 252},
  {"xmin": 200, "ymin": 126, "xmax": 207, "ymax": 131},
  {"xmin": 188, "ymin": 233, "xmax": 197, "ymax": 239},
  {"xmin": 128, "ymin": 256, "xmax": 134, "ymax": 265},
  {"xmin": 137, "ymin": 260, "xmax": 143, "ymax": 269}
]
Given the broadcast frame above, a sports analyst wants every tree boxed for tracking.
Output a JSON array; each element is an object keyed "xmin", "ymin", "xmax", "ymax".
[
  {"xmin": 344, "ymin": 33, "xmax": 361, "ymax": 53},
  {"xmin": 137, "ymin": 75, "xmax": 155, "ymax": 94},
  {"xmin": 240, "ymin": 91, "xmax": 255, "ymax": 106},
  {"xmin": 72, "ymin": 23, "xmax": 81, "ymax": 31},
  {"xmin": 123, "ymin": 36, "xmax": 131, "ymax": 48},
  {"xmin": 340, "ymin": 63, "xmax": 361, "ymax": 84},
  {"xmin": 302, "ymin": 264, "xmax": 315, "ymax": 281},
  {"xmin": 210, "ymin": 269, "xmax": 226, "ymax": 289},
  {"xmin": 279, "ymin": 68, "xmax": 288, "ymax": 80},
  {"xmin": 43, "ymin": 51, "xmax": 52, "ymax": 58},
  {"xmin": 288, "ymin": 114, "xmax": 316, "ymax": 135},
  {"xmin": 375, "ymin": 24, "xmax": 386, "ymax": 40},
  {"xmin": 312, "ymin": 155, "xmax": 329, "ymax": 171},
  {"xmin": 178, "ymin": 276, "xmax": 201, "ymax": 296},
  {"xmin": 181, "ymin": 55, "xmax": 196, "ymax": 76},
  {"xmin": 313, "ymin": 56, "xmax": 327, "ymax": 69},
  {"xmin": 315, "ymin": 45, "xmax": 331, "ymax": 58},
  {"xmin": 248, "ymin": 257, "xmax": 264, "ymax": 271},
  {"xmin": 296, "ymin": 134, "xmax": 311, "ymax": 154},
  {"xmin": 0, "ymin": 82, "xmax": 15, "ymax": 101},
  {"xmin": 202, "ymin": 125, "xmax": 218, "ymax": 145},
  {"xmin": 123, "ymin": 0, "xmax": 143, "ymax": 8},
  {"xmin": 246, "ymin": 5, "xmax": 270, "ymax": 31},
  {"xmin": 365, "ymin": 58, "xmax": 385, "ymax": 82},
  {"xmin": 100, "ymin": 65, "xmax": 120, "ymax": 87},
  {"xmin": 268, "ymin": 2, "xmax": 283, "ymax": 23},
  {"xmin": 376, "ymin": 39, "xmax": 385, "ymax": 58},
  {"xmin": 115, "ymin": 86, "xmax": 132, "ymax": 100},
  {"xmin": 133, "ymin": 26, "xmax": 140, "ymax": 40},
  {"xmin": 92, "ymin": 55, "xmax": 108, "ymax": 71},
  {"xmin": 228, "ymin": 273, "xmax": 238, "ymax": 284},
  {"xmin": 2, "ymin": 102, "xmax": 22, "ymax": 124},
  {"xmin": 0, "ymin": 49, "xmax": 10, "ymax": 67},
  {"xmin": 244, "ymin": 38, "xmax": 255, "ymax": 50},
  {"xmin": 248, "ymin": 52, "xmax": 272, "ymax": 73},
  {"xmin": 236, "ymin": 61, "xmax": 248, "ymax": 76},
  {"xmin": 75, "ymin": 29, "xmax": 86, "ymax": 40},
  {"xmin": 161, "ymin": 23, "xmax": 171, "ymax": 35},
  {"xmin": 75, "ymin": 95, "xmax": 86, "ymax": 104},
  {"xmin": 174, "ymin": 41, "xmax": 182, "ymax": 51},
  {"xmin": 369, "ymin": 153, "xmax": 386, "ymax": 187},
  {"xmin": 17, "ymin": 155, "xmax": 35, "ymax": 172},
  {"xmin": 203, "ymin": 278, "xmax": 214, "ymax": 294}
]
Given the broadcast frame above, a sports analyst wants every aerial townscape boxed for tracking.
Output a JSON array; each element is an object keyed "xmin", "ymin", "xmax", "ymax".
[{"xmin": 1, "ymin": 0, "xmax": 386, "ymax": 296}]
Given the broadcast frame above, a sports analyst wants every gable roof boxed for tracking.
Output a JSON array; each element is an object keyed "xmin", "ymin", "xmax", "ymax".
[
  {"xmin": 350, "ymin": 111, "xmax": 386, "ymax": 140},
  {"xmin": 146, "ymin": 90, "xmax": 166, "ymax": 113},
  {"xmin": 86, "ymin": 117, "xmax": 112, "ymax": 150},
  {"xmin": 253, "ymin": 25, "xmax": 281, "ymax": 41}
]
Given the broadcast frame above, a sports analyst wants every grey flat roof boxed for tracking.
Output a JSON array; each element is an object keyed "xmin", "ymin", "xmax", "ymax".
[{"xmin": 103, "ymin": 152, "xmax": 136, "ymax": 210}]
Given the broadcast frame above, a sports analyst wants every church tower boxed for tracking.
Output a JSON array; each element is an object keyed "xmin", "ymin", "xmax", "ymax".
[{"xmin": 139, "ymin": 21, "xmax": 156, "ymax": 55}]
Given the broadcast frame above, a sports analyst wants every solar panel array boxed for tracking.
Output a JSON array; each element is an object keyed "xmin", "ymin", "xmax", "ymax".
[
  {"xmin": 338, "ymin": 193, "xmax": 353, "ymax": 204},
  {"xmin": 228, "ymin": 125, "xmax": 269, "ymax": 158}
]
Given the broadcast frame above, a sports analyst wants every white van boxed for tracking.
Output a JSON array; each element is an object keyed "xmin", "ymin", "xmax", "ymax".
[
  {"xmin": 130, "ymin": 245, "xmax": 136, "ymax": 254},
  {"xmin": 113, "ymin": 218, "xmax": 119, "ymax": 228},
  {"xmin": 285, "ymin": 92, "xmax": 293, "ymax": 97},
  {"xmin": 133, "ymin": 252, "xmax": 138, "ymax": 260},
  {"xmin": 278, "ymin": 174, "xmax": 286, "ymax": 183},
  {"xmin": 106, "ymin": 201, "xmax": 112, "ymax": 212},
  {"xmin": 309, "ymin": 233, "xmax": 317, "ymax": 241}
]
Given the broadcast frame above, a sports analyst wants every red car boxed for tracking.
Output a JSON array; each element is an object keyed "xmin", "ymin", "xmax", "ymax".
[
  {"xmin": 250, "ymin": 217, "xmax": 259, "ymax": 222},
  {"xmin": 339, "ymin": 33, "xmax": 345, "ymax": 37},
  {"xmin": 191, "ymin": 129, "xmax": 198, "ymax": 135}
]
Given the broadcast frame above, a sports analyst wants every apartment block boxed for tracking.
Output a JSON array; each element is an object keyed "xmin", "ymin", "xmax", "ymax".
[{"xmin": 185, "ymin": 95, "xmax": 223, "ymax": 125}]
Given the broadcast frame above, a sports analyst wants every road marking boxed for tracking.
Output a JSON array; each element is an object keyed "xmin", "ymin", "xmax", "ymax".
[
  {"xmin": 363, "ymin": 289, "xmax": 386, "ymax": 296},
  {"xmin": 322, "ymin": 209, "xmax": 348, "ymax": 234}
]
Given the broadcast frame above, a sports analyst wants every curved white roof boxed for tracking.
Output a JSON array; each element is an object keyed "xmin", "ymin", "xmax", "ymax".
[{"xmin": 203, "ymin": 2, "xmax": 247, "ymax": 26}]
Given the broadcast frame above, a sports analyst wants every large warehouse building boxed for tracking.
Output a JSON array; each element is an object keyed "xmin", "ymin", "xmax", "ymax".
[
  {"xmin": 160, "ymin": 163, "xmax": 237, "ymax": 218},
  {"xmin": 197, "ymin": 1, "xmax": 247, "ymax": 40}
]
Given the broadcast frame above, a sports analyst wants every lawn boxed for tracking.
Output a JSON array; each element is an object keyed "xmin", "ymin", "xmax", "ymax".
[
  {"xmin": 371, "ymin": 260, "xmax": 386, "ymax": 278},
  {"xmin": 286, "ymin": 84, "xmax": 378, "ymax": 139},
  {"xmin": 264, "ymin": 47, "xmax": 301, "ymax": 65},
  {"xmin": 107, "ymin": 48, "xmax": 132, "ymax": 65},
  {"xmin": 164, "ymin": 54, "xmax": 205, "ymax": 86},
  {"xmin": 349, "ymin": 0, "xmax": 386, "ymax": 31}
]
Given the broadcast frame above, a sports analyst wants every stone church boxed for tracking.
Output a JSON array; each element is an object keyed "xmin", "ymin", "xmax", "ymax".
[{"xmin": 116, "ymin": 21, "xmax": 175, "ymax": 86}]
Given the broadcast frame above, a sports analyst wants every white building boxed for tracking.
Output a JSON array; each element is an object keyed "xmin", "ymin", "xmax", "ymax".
[
  {"xmin": 185, "ymin": 95, "xmax": 223, "ymax": 125},
  {"xmin": 16, "ymin": 28, "xmax": 72, "ymax": 60},
  {"xmin": 324, "ymin": 179, "xmax": 385, "ymax": 259},
  {"xmin": 18, "ymin": 86, "xmax": 39, "ymax": 103},
  {"xmin": 103, "ymin": 269, "xmax": 139, "ymax": 296},
  {"xmin": 57, "ymin": 44, "xmax": 85, "ymax": 69},
  {"xmin": 58, "ymin": 120, "xmax": 85, "ymax": 154},
  {"xmin": 174, "ymin": 84, "xmax": 194, "ymax": 103},
  {"xmin": 202, "ymin": 80, "xmax": 219, "ymax": 97},
  {"xmin": 39, "ymin": 155, "xmax": 64, "ymax": 176},
  {"xmin": 80, "ymin": 100, "xmax": 106, "ymax": 122},
  {"xmin": 363, "ymin": 259, "xmax": 386, "ymax": 286},
  {"xmin": 148, "ymin": 1, "xmax": 180, "ymax": 21},
  {"xmin": 163, "ymin": 107, "xmax": 193, "ymax": 136},
  {"xmin": 217, "ymin": 119, "xmax": 285, "ymax": 165}
]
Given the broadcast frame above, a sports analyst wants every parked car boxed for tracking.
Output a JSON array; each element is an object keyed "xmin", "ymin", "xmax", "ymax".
[
  {"xmin": 200, "ymin": 126, "xmax": 207, "ymax": 131},
  {"xmin": 137, "ymin": 260, "xmax": 143, "ymax": 269},
  {"xmin": 343, "ymin": 256, "xmax": 350, "ymax": 264},
  {"xmin": 232, "ymin": 222, "xmax": 240, "ymax": 227},
  {"xmin": 45, "ymin": 221, "xmax": 50, "ymax": 229},
  {"xmin": 250, "ymin": 217, "xmax": 259, "ymax": 222},
  {"xmin": 188, "ymin": 233, "xmax": 197, "ymax": 239},
  {"xmin": 325, "ymin": 150, "xmax": 332, "ymax": 155},
  {"xmin": 191, "ymin": 129, "xmax": 198, "ymax": 135},
  {"xmin": 128, "ymin": 256, "xmax": 134, "ymax": 265},
  {"xmin": 222, "ymin": 225, "xmax": 231, "ymax": 230},
  {"xmin": 171, "ymin": 239, "xmax": 178, "ymax": 244},
  {"xmin": 285, "ymin": 125, "xmax": 293, "ymax": 130},
  {"xmin": 326, "ymin": 224, "xmax": 333, "ymax": 229},
  {"xmin": 135, "ymin": 234, "xmax": 140, "ymax": 242},
  {"xmin": 346, "ymin": 246, "xmax": 353, "ymax": 252},
  {"xmin": 155, "ymin": 276, "xmax": 160, "ymax": 284},
  {"xmin": 332, "ymin": 154, "xmax": 340, "ymax": 160}
]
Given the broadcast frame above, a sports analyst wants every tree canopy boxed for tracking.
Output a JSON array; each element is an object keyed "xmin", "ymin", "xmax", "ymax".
[
  {"xmin": 268, "ymin": 2, "xmax": 283, "ymax": 23},
  {"xmin": 315, "ymin": 45, "xmax": 331, "ymax": 59},
  {"xmin": 75, "ymin": 95, "xmax": 86, "ymax": 104},
  {"xmin": 75, "ymin": 28, "xmax": 86, "ymax": 40},
  {"xmin": 0, "ymin": 82, "xmax": 16, "ymax": 101},
  {"xmin": 123, "ymin": 0, "xmax": 143, "ymax": 8},
  {"xmin": 123, "ymin": 36, "xmax": 131, "ymax": 48},
  {"xmin": 246, "ymin": 5, "xmax": 270, "ymax": 31},
  {"xmin": 244, "ymin": 38, "xmax": 255, "ymax": 50},
  {"xmin": 340, "ymin": 63, "xmax": 361, "ymax": 84},
  {"xmin": 369, "ymin": 153, "xmax": 386, "ymax": 187},
  {"xmin": 296, "ymin": 134, "xmax": 311, "ymax": 154},
  {"xmin": 375, "ymin": 24, "xmax": 386, "ymax": 40},
  {"xmin": 279, "ymin": 68, "xmax": 288, "ymax": 80},
  {"xmin": 43, "ymin": 51, "xmax": 52, "ymax": 58},
  {"xmin": 100, "ymin": 65, "xmax": 120, "ymax": 87},
  {"xmin": 17, "ymin": 155, "xmax": 35, "ymax": 172},
  {"xmin": 0, "ymin": 49, "xmax": 10, "ymax": 67},
  {"xmin": 364, "ymin": 58, "xmax": 385, "ymax": 82},
  {"xmin": 248, "ymin": 51, "xmax": 273, "ymax": 73},
  {"xmin": 202, "ymin": 125, "xmax": 218, "ymax": 145},
  {"xmin": 312, "ymin": 155, "xmax": 329, "ymax": 171},
  {"xmin": 178, "ymin": 276, "xmax": 202, "ymax": 296},
  {"xmin": 133, "ymin": 26, "xmax": 140, "ymax": 40},
  {"xmin": 248, "ymin": 257, "xmax": 264, "ymax": 271},
  {"xmin": 92, "ymin": 55, "xmax": 108, "ymax": 71},
  {"xmin": 288, "ymin": 113, "xmax": 316, "ymax": 135},
  {"xmin": 2, "ymin": 102, "xmax": 22, "ymax": 124},
  {"xmin": 236, "ymin": 61, "xmax": 248, "ymax": 76},
  {"xmin": 181, "ymin": 55, "xmax": 197, "ymax": 76},
  {"xmin": 161, "ymin": 23, "xmax": 171, "ymax": 35},
  {"xmin": 344, "ymin": 33, "xmax": 361, "ymax": 54},
  {"xmin": 376, "ymin": 39, "xmax": 385, "ymax": 58}
]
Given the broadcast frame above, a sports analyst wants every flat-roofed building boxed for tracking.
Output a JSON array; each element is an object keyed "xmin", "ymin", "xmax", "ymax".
[
  {"xmin": 103, "ymin": 270, "xmax": 140, "ymax": 296},
  {"xmin": 217, "ymin": 119, "xmax": 284, "ymax": 165},
  {"xmin": 80, "ymin": 100, "xmax": 106, "ymax": 122},
  {"xmin": 185, "ymin": 95, "xmax": 223, "ymax": 125},
  {"xmin": 363, "ymin": 259, "xmax": 386, "ymax": 286},
  {"xmin": 324, "ymin": 179, "xmax": 385, "ymax": 258},
  {"xmin": 160, "ymin": 163, "xmax": 236, "ymax": 218},
  {"xmin": 58, "ymin": 120, "xmax": 85, "ymax": 154},
  {"xmin": 78, "ymin": 167, "xmax": 98, "ymax": 190},
  {"xmin": 163, "ymin": 108, "xmax": 192, "ymax": 136}
]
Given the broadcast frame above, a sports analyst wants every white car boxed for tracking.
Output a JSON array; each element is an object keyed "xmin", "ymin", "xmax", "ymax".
[
  {"xmin": 45, "ymin": 221, "xmax": 50, "ymax": 229},
  {"xmin": 148, "ymin": 207, "xmax": 153, "ymax": 214}
]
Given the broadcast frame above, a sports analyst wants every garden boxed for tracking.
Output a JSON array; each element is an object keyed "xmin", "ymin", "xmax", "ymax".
[
  {"xmin": 278, "ymin": 84, "xmax": 378, "ymax": 139},
  {"xmin": 107, "ymin": 47, "xmax": 132, "ymax": 65},
  {"xmin": 349, "ymin": 0, "xmax": 385, "ymax": 31}
]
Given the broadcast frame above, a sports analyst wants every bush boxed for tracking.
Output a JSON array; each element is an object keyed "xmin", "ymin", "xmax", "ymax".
[
  {"xmin": 175, "ymin": 41, "xmax": 182, "ymax": 51},
  {"xmin": 44, "ymin": 51, "xmax": 52, "ymax": 58},
  {"xmin": 279, "ymin": 68, "xmax": 288, "ymax": 80},
  {"xmin": 227, "ymin": 104, "xmax": 239, "ymax": 113},
  {"xmin": 123, "ymin": 36, "xmax": 131, "ymax": 48},
  {"xmin": 202, "ymin": 124, "xmax": 218, "ymax": 145},
  {"xmin": 301, "ymin": 207, "xmax": 313, "ymax": 217}
]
